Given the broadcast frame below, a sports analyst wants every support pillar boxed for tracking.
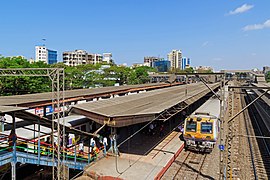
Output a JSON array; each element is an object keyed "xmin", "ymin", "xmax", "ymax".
[
  {"xmin": 11, "ymin": 161, "xmax": 16, "ymax": 180},
  {"xmin": 43, "ymin": 106, "xmax": 46, "ymax": 118},
  {"xmin": 38, "ymin": 117, "xmax": 41, "ymax": 165},
  {"xmin": 11, "ymin": 112, "xmax": 17, "ymax": 180}
]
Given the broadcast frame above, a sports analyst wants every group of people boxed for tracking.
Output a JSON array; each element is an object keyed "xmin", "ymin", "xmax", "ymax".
[
  {"xmin": 78, "ymin": 135, "xmax": 109, "ymax": 157},
  {"xmin": 148, "ymin": 123, "xmax": 165, "ymax": 137}
]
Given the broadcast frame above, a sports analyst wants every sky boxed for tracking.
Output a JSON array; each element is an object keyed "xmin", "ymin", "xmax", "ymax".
[{"xmin": 0, "ymin": 0, "xmax": 269, "ymax": 71}]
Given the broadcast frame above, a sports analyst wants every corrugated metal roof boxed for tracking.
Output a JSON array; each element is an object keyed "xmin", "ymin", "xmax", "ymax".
[
  {"xmin": 71, "ymin": 83, "xmax": 220, "ymax": 118},
  {"xmin": 0, "ymin": 83, "xmax": 168, "ymax": 106},
  {"xmin": 0, "ymin": 106, "xmax": 27, "ymax": 113}
]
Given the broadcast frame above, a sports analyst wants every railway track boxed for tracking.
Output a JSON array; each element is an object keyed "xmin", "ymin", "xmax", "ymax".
[
  {"xmin": 243, "ymin": 90, "xmax": 270, "ymax": 179},
  {"xmin": 174, "ymin": 151, "xmax": 207, "ymax": 179},
  {"xmin": 161, "ymin": 150, "xmax": 208, "ymax": 180}
]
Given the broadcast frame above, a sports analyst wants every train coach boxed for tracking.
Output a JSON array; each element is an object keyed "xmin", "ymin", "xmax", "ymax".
[{"xmin": 183, "ymin": 96, "xmax": 220, "ymax": 152}]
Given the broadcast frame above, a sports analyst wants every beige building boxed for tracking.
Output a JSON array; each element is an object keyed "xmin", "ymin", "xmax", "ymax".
[
  {"xmin": 167, "ymin": 50, "xmax": 182, "ymax": 70},
  {"xmin": 63, "ymin": 50, "xmax": 87, "ymax": 66},
  {"xmin": 63, "ymin": 50, "xmax": 104, "ymax": 66},
  {"xmin": 144, "ymin": 56, "xmax": 160, "ymax": 67},
  {"xmin": 87, "ymin": 53, "xmax": 103, "ymax": 65}
]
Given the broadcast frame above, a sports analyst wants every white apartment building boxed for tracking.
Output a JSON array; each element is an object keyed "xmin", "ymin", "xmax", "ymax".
[
  {"xmin": 167, "ymin": 50, "xmax": 182, "ymax": 70},
  {"xmin": 103, "ymin": 53, "xmax": 113, "ymax": 64},
  {"xmin": 35, "ymin": 45, "xmax": 57, "ymax": 64},
  {"xmin": 35, "ymin": 46, "xmax": 47, "ymax": 63}
]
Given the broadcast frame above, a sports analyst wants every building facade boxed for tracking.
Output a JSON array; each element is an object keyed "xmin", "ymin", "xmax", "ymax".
[
  {"xmin": 167, "ymin": 50, "xmax": 182, "ymax": 70},
  {"xmin": 194, "ymin": 66, "xmax": 213, "ymax": 73},
  {"xmin": 35, "ymin": 46, "xmax": 57, "ymax": 64},
  {"xmin": 63, "ymin": 50, "xmax": 106, "ymax": 66},
  {"xmin": 153, "ymin": 60, "xmax": 171, "ymax": 72},
  {"xmin": 103, "ymin": 53, "xmax": 113, "ymax": 64},
  {"xmin": 35, "ymin": 46, "xmax": 47, "ymax": 63},
  {"xmin": 144, "ymin": 56, "xmax": 161, "ymax": 67},
  {"xmin": 63, "ymin": 50, "xmax": 87, "ymax": 66},
  {"xmin": 47, "ymin": 49, "xmax": 57, "ymax": 64},
  {"xmin": 181, "ymin": 57, "xmax": 191, "ymax": 69}
]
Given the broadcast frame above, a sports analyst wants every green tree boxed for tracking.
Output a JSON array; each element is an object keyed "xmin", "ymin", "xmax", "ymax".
[
  {"xmin": 266, "ymin": 72, "xmax": 270, "ymax": 82},
  {"xmin": 0, "ymin": 56, "xmax": 51, "ymax": 95},
  {"xmin": 128, "ymin": 66, "xmax": 155, "ymax": 84},
  {"xmin": 184, "ymin": 67, "xmax": 194, "ymax": 73}
]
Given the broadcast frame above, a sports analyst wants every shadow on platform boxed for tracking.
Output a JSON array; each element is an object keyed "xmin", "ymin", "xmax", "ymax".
[{"xmin": 118, "ymin": 117, "xmax": 184, "ymax": 156}]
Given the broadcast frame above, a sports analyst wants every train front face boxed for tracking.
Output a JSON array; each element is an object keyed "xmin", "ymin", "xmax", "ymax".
[{"xmin": 183, "ymin": 116, "xmax": 218, "ymax": 152}]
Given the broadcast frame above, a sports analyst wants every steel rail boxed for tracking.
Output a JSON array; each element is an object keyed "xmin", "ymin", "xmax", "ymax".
[{"xmin": 242, "ymin": 93, "xmax": 258, "ymax": 180}]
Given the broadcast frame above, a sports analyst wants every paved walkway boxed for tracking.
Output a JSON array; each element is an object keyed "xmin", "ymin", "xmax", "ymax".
[{"xmin": 83, "ymin": 131, "xmax": 184, "ymax": 180}]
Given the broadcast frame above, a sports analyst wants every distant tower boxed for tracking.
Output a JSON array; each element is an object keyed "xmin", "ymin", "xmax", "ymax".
[
  {"xmin": 167, "ymin": 50, "xmax": 182, "ymax": 70},
  {"xmin": 181, "ymin": 57, "xmax": 191, "ymax": 69}
]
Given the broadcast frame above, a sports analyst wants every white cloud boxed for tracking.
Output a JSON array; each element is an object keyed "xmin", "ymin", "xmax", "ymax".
[
  {"xmin": 201, "ymin": 41, "xmax": 209, "ymax": 47},
  {"xmin": 243, "ymin": 19, "xmax": 270, "ymax": 31},
  {"xmin": 229, "ymin": 4, "xmax": 254, "ymax": 15}
]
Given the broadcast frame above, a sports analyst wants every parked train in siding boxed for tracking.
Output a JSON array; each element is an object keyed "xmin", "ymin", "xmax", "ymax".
[{"xmin": 183, "ymin": 95, "xmax": 220, "ymax": 152}]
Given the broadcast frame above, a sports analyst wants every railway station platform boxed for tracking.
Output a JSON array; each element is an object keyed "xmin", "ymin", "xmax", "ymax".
[{"xmin": 81, "ymin": 130, "xmax": 184, "ymax": 180}]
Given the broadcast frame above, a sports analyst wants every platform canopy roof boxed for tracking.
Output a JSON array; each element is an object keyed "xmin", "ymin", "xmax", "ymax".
[
  {"xmin": 1, "ymin": 105, "xmax": 96, "ymax": 138},
  {"xmin": 70, "ymin": 82, "xmax": 220, "ymax": 127},
  {"xmin": 0, "ymin": 106, "xmax": 27, "ymax": 113},
  {"xmin": 0, "ymin": 83, "xmax": 168, "ymax": 107}
]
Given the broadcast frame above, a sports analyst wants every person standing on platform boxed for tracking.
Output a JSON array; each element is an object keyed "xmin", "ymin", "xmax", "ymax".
[
  {"xmin": 45, "ymin": 137, "xmax": 51, "ymax": 156},
  {"xmin": 0, "ymin": 115, "xmax": 6, "ymax": 132},
  {"xmin": 149, "ymin": 123, "xmax": 154, "ymax": 136},
  {"xmin": 79, "ymin": 141, "xmax": 84, "ymax": 155},
  {"xmin": 8, "ymin": 129, "xmax": 17, "ymax": 152},
  {"xmin": 103, "ymin": 136, "xmax": 108, "ymax": 155},
  {"xmin": 90, "ymin": 137, "xmax": 96, "ymax": 153},
  {"xmin": 159, "ymin": 124, "xmax": 165, "ymax": 137}
]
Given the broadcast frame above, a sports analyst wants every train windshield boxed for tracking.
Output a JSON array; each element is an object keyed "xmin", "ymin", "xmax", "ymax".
[
  {"xmin": 186, "ymin": 121, "xmax": 197, "ymax": 132},
  {"xmin": 201, "ymin": 122, "xmax": 213, "ymax": 133}
]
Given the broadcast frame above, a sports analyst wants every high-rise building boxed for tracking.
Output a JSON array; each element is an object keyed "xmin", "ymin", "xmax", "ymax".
[
  {"xmin": 48, "ymin": 49, "xmax": 57, "ymax": 64},
  {"xmin": 153, "ymin": 60, "xmax": 171, "ymax": 72},
  {"xmin": 35, "ymin": 45, "xmax": 57, "ymax": 64},
  {"xmin": 181, "ymin": 57, "xmax": 191, "ymax": 69},
  {"xmin": 167, "ymin": 50, "xmax": 182, "ymax": 70},
  {"xmin": 144, "ymin": 56, "xmax": 161, "ymax": 67}
]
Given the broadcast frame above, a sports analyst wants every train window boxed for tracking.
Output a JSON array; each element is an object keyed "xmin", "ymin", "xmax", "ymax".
[
  {"xmin": 186, "ymin": 121, "xmax": 197, "ymax": 132},
  {"xmin": 201, "ymin": 122, "xmax": 212, "ymax": 134}
]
